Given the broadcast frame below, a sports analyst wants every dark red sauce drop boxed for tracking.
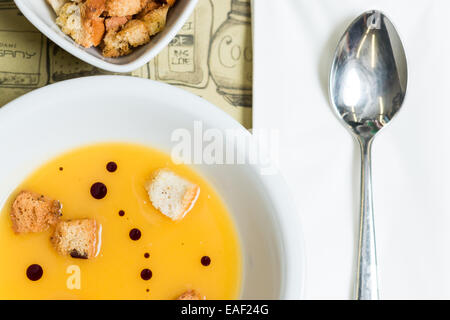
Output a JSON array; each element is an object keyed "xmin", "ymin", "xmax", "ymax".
[
  {"xmin": 201, "ymin": 256, "xmax": 211, "ymax": 266},
  {"xmin": 90, "ymin": 182, "xmax": 107, "ymax": 199},
  {"xmin": 59, "ymin": 167, "xmax": 63, "ymax": 171},
  {"xmin": 119, "ymin": 210, "xmax": 125, "ymax": 217},
  {"xmin": 129, "ymin": 228, "xmax": 141, "ymax": 240},
  {"xmin": 144, "ymin": 253, "xmax": 150, "ymax": 258},
  {"xmin": 106, "ymin": 162, "xmax": 117, "ymax": 172},
  {"xmin": 26, "ymin": 264, "xmax": 43, "ymax": 281},
  {"xmin": 141, "ymin": 268, "xmax": 152, "ymax": 280}
]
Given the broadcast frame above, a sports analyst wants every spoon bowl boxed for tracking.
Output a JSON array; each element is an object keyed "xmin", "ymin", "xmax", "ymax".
[
  {"xmin": 329, "ymin": 10, "xmax": 408, "ymax": 299},
  {"xmin": 330, "ymin": 10, "xmax": 407, "ymax": 140}
]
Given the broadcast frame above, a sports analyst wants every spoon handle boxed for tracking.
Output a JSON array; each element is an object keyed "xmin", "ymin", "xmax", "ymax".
[{"xmin": 356, "ymin": 138, "xmax": 379, "ymax": 300}]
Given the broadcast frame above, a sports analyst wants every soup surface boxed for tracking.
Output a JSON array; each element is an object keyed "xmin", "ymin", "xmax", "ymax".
[{"xmin": 0, "ymin": 143, "xmax": 241, "ymax": 299}]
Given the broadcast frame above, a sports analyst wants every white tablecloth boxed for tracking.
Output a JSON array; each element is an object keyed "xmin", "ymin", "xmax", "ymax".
[{"xmin": 253, "ymin": 0, "xmax": 450, "ymax": 299}]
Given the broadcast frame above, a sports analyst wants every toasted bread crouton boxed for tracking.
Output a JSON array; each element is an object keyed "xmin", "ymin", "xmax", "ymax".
[
  {"xmin": 51, "ymin": 219, "xmax": 98, "ymax": 259},
  {"xmin": 10, "ymin": 191, "xmax": 62, "ymax": 234},
  {"xmin": 105, "ymin": 15, "xmax": 130, "ymax": 31},
  {"xmin": 56, "ymin": 2, "xmax": 83, "ymax": 42},
  {"xmin": 102, "ymin": 19, "xmax": 149, "ymax": 57},
  {"xmin": 102, "ymin": 28, "xmax": 132, "ymax": 57},
  {"xmin": 102, "ymin": 0, "xmax": 167, "ymax": 57},
  {"xmin": 46, "ymin": 0, "xmax": 68, "ymax": 15},
  {"xmin": 56, "ymin": 0, "xmax": 105, "ymax": 48},
  {"xmin": 177, "ymin": 290, "xmax": 202, "ymax": 300},
  {"xmin": 106, "ymin": 0, "xmax": 148, "ymax": 17},
  {"xmin": 146, "ymin": 169, "xmax": 200, "ymax": 221},
  {"xmin": 118, "ymin": 19, "xmax": 150, "ymax": 46},
  {"xmin": 80, "ymin": 0, "xmax": 106, "ymax": 47},
  {"xmin": 83, "ymin": 0, "xmax": 105, "ymax": 18},
  {"xmin": 138, "ymin": 0, "xmax": 162, "ymax": 16},
  {"xmin": 80, "ymin": 18, "xmax": 105, "ymax": 47},
  {"xmin": 139, "ymin": 3, "xmax": 169, "ymax": 36}
]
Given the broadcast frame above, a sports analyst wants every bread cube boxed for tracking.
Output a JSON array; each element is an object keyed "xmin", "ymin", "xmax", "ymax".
[
  {"xmin": 106, "ymin": 0, "xmax": 148, "ymax": 17},
  {"xmin": 56, "ymin": 0, "xmax": 105, "ymax": 48},
  {"xmin": 102, "ymin": 19, "xmax": 150, "ymax": 57},
  {"xmin": 55, "ymin": 2, "xmax": 82, "ymax": 42},
  {"xmin": 146, "ymin": 169, "xmax": 200, "ymax": 221},
  {"xmin": 102, "ymin": 1, "xmax": 168, "ymax": 58},
  {"xmin": 139, "ymin": 3, "xmax": 169, "ymax": 36},
  {"xmin": 10, "ymin": 191, "xmax": 62, "ymax": 234},
  {"xmin": 177, "ymin": 290, "xmax": 202, "ymax": 300},
  {"xmin": 138, "ymin": 0, "xmax": 162, "ymax": 15},
  {"xmin": 51, "ymin": 219, "xmax": 98, "ymax": 259},
  {"xmin": 105, "ymin": 16, "xmax": 130, "ymax": 32}
]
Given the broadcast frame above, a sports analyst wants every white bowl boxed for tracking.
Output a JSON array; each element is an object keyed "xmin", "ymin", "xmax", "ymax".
[
  {"xmin": 14, "ymin": 0, "xmax": 198, "ymax": 73},
  {"xmin": 0, "ymin": 76, "xmax": 305, "ymax": 299}
]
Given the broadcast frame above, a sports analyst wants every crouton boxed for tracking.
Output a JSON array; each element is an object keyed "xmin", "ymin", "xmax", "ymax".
[
  {"xmin": 51, "ymin": 219, "xmax": 98, "ymax": 259},
  {"xmin": 105, "ymin": 16, "xmax": 130, "ymax": 31},
  {"xmin": 117, "ymin": 19, "xmax": 150, "ymax": 46},
  {"xmin": 177, "ymin": 290, "xmax": 202, "ymax": 300},
  {"xmin": 101, "ymin": 0, "xmax": 169, "ymax": 57},
  {"xmin": 81, "ymin": 0, "xmax": 106, "ymax": 47},
  {"xmin": 139, "ymin": 3, "xmax": 169, "ymax": 36},
  {"xmin": 138, "ymin": 0, "xmax": 162, "ymax": 16},
  {"xmin": 105, "ymin": 0, "xmax": 148, "ymax": 17},
  {"xmin": 83, "ymin": 0, "xmax": 105, "ymax": 18},
  {"xmin": 102, "ymin": 28, "xmax": 132, "ymax": 57},
  {"xmin": 146, "ymin": 169, "xmax": 200, "ymax": 221},
  {"xmin": 10, "ymin": 191, "xmax": 62, "ymax": 234},
  {"xmin": 56, "ymin": 2, "xmax": 83, "ymax": 42},
  {"xmin": 56, "ymin": 0, "xmax": 105, "ymax": 48},
  {"xmin": 46, "ymin": 0, "xmax": 68, "ymax": 15},
  {"xmin": 102, "ymin": 19, "xmax": 149, "ymax": 57}
]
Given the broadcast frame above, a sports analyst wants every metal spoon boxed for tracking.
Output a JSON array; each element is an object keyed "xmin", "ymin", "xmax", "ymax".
[{"xmin": 329, "ymin": 10, "xmax": 407, "ymax": 300}]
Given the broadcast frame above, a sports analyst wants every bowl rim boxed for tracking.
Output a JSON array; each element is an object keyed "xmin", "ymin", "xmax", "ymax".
[
  {"xmin": 13, "ymin": 0, "xmax": 199, "ymax": 73},
  {"xmin": 0, "ymin": 75, "xmax": 306, "ymax": 299}
]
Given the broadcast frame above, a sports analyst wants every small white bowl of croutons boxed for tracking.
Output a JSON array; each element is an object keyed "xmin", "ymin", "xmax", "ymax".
[{"xmin": 14, "ymin": 0, "xmax": 197, "ymax": 72}]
